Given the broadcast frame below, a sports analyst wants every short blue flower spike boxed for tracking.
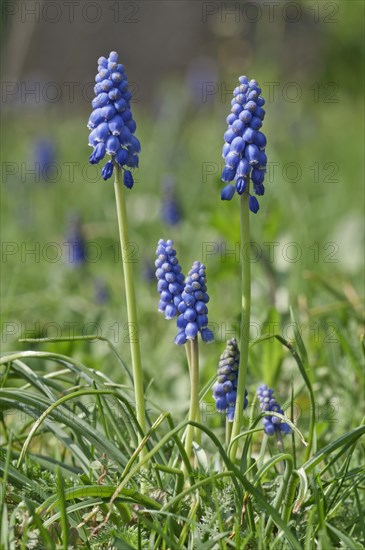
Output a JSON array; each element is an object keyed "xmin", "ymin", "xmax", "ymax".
[
  {"xmin": 155, "ymin": 239, "xmax": 185, "ymax": 320},
  {"xmin": 88, "ymin": 51, "xmax": 140, "ymax": 188},
  {"xmin": 221, "ymin": 76, "xmax": 267, "ymax": 212},
  {"xmin": 212, "ymin": 339, "xmax": 248, "ymax": 421},
  {"xmin": 174, "ymin": 261, "xmax": 214, "ymax": 345},
  {"xmin": 256, "ymin": 384, "xmax": 292, "ymax": 436}
]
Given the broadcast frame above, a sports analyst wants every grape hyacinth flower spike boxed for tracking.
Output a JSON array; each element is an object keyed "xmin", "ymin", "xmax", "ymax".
[
  {"xmin": 212, "ymin": 339, "xmax": 248, "ymax": 421},
  {"xmin": 88, "ymin": 51, "xmax": 141, "ymax": 188},
  {"xmin": 174, "ymin": 261, "xmax": 214, "ymax": 346},
  {"xmin": 221, "ymin": 76, "xmax": 267, "ymax": 213},
  {"xmin": 155, "ymin": 239, "xmax": 185, "ymax": 320},
  {"xmin": 257, "ymin": 384, "xmax": 292, "ymax": 436},
  {"xmin": 87, "ymin": 51, "xmax": 146, "ymax": 459}
]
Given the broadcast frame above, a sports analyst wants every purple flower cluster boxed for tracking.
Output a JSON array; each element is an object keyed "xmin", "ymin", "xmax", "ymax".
[
  {"xmin": 88, "ymin": 51, "xmax": 140, "ymax": 188},
  {"xmin": 221, "ymin": 76, "xmax": 267, "ymax": 213},
  {"xmin": 257, "ymin": 384, "xmax": 292, "ymax": 436},
  {"xmin": 212, "ymin": 339, "xmax": 248, "ymax": 421},
  {"xmin": 175, "ymin": 261, "xmax": 214, "ymax": 345},
  {"xmin": 155, "ymin": 240, "xmax": 185, "ymax": 320}
]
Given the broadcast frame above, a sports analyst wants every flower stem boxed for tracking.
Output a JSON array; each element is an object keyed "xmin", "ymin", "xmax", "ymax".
[
  {"xmin": 113, "ymin": 165, "xmax": 146, "ymax": 454},
  {"xmin": 229, "ymin": 188, "xmax": 251, "ymax": 462},
  {"xmin": 184, "ymin": 337, "xmax": 200, "ymax": 462}
]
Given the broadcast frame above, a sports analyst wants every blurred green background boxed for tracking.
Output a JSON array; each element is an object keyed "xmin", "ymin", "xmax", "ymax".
[{"xmin": 1, "ymin": 1, "xmax": 364, "ymax": 430}]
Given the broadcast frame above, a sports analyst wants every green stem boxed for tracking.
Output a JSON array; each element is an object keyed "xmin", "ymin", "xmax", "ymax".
[
  {"xmin": 114, "ymin": 166, "xmax": 147, "ymax": 454},
  {"xmin": 230, "ymin": 189, "xmax": 251, "ymax": 461},
  {"xmin": 184, "ymin": 337, "xmax": 200, "ymax": 462},
  {"xmin": 225, "ymin": 418, "xmax": 233, "ymax": 451}
]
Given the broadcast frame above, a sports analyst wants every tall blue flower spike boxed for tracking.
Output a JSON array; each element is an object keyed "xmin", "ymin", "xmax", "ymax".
[
  {"xmin": 88, "ymin": 51, "xmax": 140, "ymax": 188},
  {"xmin": 212, "ymin": 339, "xmax": 248, "ymax": 421},
  {"xmin": 257, "ymin": 384, "xmax": 292, "ymax": 436},
  {"xmin": 174, "ymin": 261, "xmax": 214, "ymax": 345},
  {"xmin": 155, "ymin": 239, "xmax": 185, "ymax": 320},
  {"xmin": 221, "ymin": 76, "xmax": 267, "ymax": 213}
]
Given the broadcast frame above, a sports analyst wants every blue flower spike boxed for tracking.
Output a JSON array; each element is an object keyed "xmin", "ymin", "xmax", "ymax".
[
  {"xmin": 256, "ymin": 384, "xmax": 292, "ymax": 436},
  {"xmin": 174, "ymin": 261, "xmax": 214, "ymax": 345},
  {"xmin": 221, "ymin": 76, "xmax": 267, "ymax": 211},
  {"xmin": 88, "ymin": 51, "xmax": 140, "ymax": 188},
  {"xmin": 155, "ymin": 239, "xmax": 185, "ymax": 320},
  {"xmin": 212, "ymin": 338, "xmax": 248, "ymax": 421}
]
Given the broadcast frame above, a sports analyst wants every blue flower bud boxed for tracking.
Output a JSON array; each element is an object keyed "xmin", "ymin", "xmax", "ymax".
[
  {"xmin": 95, "ymin": 122, "xmax": 110, "ymax": 142},
  {"xmin": 222, "ymin": 142, "xmax": 231, "ymax": 158},
  {"xmin": 92, "ymin": 93, "xmax": 109, "ymax": 109},
  {"xmin": 126, "ymin": 119, "xmax": 137, "ymax": 133},
  {"xmin": 98, "ymin": 56, "xmax": 108, "ymax": 67},
  {"xmin": 222, "ymin": 166, "xmax": 236, "ymax": 182},
  {"xmin": 119, "ymin": 127, "xmax": 132, "ymax": 146},
  {"xmin": 185, "ymin": 322, "xmax": 199, "ymax": 339},
  {"xmin": 244, "ymin": 100, "xmax": 257, "ymax": 112},
  {"xmin": 115, "ymin": 147, "xmax": 128, "ymax": 167},
  {"xmin": 252, "ymin": 131, "xmax": 266, "ymax": 149},
  {"xmin": 109, "ymin": 115, "xmax": 124, "ymax": 135},
  {"xmin": 231, "ymin": 103, "xmax": 243, "ymax": 115},
  {"xmin": 101, "ymin": 160, "xmax": 114, "ymax": 180},
  {"xmin": 242, "ymin": 127, "xmax": 256, "ymax": 143},
  {"xmin": 201, "ymin": 327, "xmax": 214, "ymax": 342},
  {"xmin": 105, "ymin": 135, "xmax": 120, "ymax": 155},
  {"xmin": 249, "ymin": 195, "xmax": 259, "ymax": 213},
  {"xmin": 235, "ymin": 178, "xmax": 246, "ymax": 195},
  {"xmin": 88, "ymin": 129, "xmax": 98, "ymax": 146},
  {"xmin": 232, "ymin": 119, "xmax": 245, "ymax": 134},
  {"xmin": 251, "ymin": 168, "xmax": 265, "ymax": 186},
  {"xmin": 230, "ymin": 136, "xmax": 245, "ymax": 154},
  {"xmin": 226, "ymin": 113, "xmax": 237, "ymax": 125},
  {"xmin": 114, "ymin": 98, "xmax": 127, "ymax": 112},
  {"xmin": 123, "ymin": 170, "xmax": 134, "ymax": 189},
  {"xmin": 165, "ymin": 304, "xmax": 178, "ymax": 319},
  {"xmin": 175, "ymin": 331, "xmax": 187, "ymax": 345},
  {"xmin": 100, "ymin": 79, "xmax": 113, "ymax": 92},
  {"xmin": 109, "ymin": 51, "xmax": 118, "ymax": 62},
  {"xmin": 245, "ymin": 144, "xmax": 260, "ymax": 165},
  {"xmin": 88, "ymin": 108, "xmax": 104, "ymax": 129},
  {"xmin": 250, "ymin": 116, "xmax": 262, "ymax": 130},
  {"xmin": 236, "ymin": 158, "xmax": 250, "ymax": 178},
  {"xmin": 89, "ymin": 142, "xmax": 105, "ymax": 164},
  {"xmin": 109, "ymin": 88, "xmax": 122, "ymax": 101},
  {"xmin": 225, "ymin": 151, "xmax": 240, "ymax": 169},
  {"xmin": 221, "ymin": 183, "xmax": 236, "ymax": 200},
  {"xmin": 239, "ymin": 110, "xmax": 252, "ymax": 124},
  {"xmin": 224, "ymin": 129, "xmax": 236, "ymax": 144},
  {"xmin": 101, "ymin": 104, "xmax": 116, "ymax": 121}
]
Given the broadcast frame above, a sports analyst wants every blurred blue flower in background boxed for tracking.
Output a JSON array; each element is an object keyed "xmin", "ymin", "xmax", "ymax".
[
  {"xmin": 88, "ymin": 51, "xmax": 140, "ymax": 188},
  {"xmin": 65, "ymin": 213, "xmax": 86, "ymax": 267},
  {"xmin": 257, "ymin": 384, "xmax": 292, "ymax": 436},
  {"xmin": 221, "ymin": 76, "xmax": 267, "ymax": 213},
  {"xmin": 94, "ymin": 278, "xmax": 109, "ymax": 304},
  {"xmin": 32, "ymin": 138, "xmax": 56, "ymax": 182},
  {"xmin": 212, "ymin": 338, "xmax": 248, "ymax": 421},
  {"xmin": 161, "ymin": 176, "xmax": 182, "ymax": 226}
]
